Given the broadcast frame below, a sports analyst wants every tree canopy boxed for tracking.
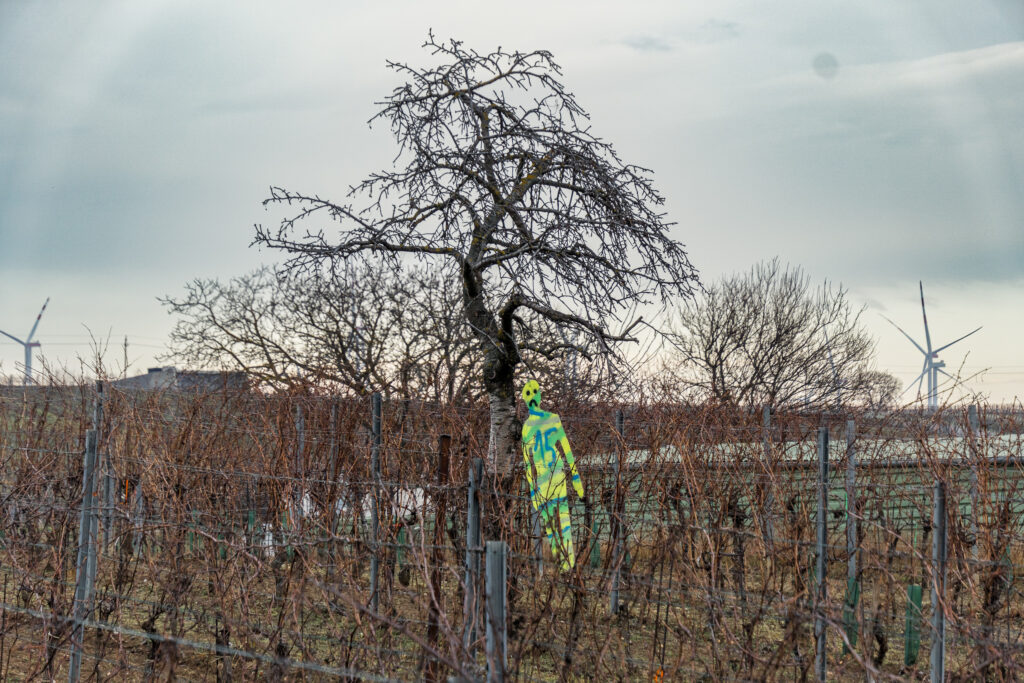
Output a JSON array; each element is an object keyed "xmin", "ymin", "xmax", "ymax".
[
  {"xmin": 254, "ymin": 35, "xmax": 699, "ymax": 471},
  {"xmin": 162, "ymin": 263, "xmax": 616, "ymax": 405},
  {"xmin": 665, "ymin": 259, "xmax": 896, "ymax": 410}
]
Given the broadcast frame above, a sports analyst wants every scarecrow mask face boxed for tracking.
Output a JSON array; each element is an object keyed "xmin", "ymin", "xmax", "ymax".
[{"xmin": 521, "ymin": 380, "xmax": 542, "ymax": 410}]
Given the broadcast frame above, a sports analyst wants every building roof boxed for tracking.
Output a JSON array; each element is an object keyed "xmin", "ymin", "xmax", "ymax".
[{"xmin": 111, "ymin": 367, "xmax": 248, "ymax": 392}]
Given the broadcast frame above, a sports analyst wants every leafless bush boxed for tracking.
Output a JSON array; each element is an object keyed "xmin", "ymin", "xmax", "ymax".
[{"xmin": 666, "ymin": 259, "xmax": 899, "ymax": 411}]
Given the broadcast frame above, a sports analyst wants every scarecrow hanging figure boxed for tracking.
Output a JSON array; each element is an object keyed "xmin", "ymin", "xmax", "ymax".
[{"xmin": 521, "ymin": 380, "xmax": 585, "ymax": 571}]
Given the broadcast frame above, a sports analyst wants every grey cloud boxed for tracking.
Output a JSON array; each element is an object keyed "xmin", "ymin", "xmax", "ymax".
[
  {"xmin": 622, "ymin": 36, "xmax": 672, "ymax": 53},
  {"xmin": 698, "ymin": 43, "xmax": 1024, "ymax": 285},
  {"xmin": 197, "ymin": 94, "xmax": 332, "ymax": 116},
  {"xmin": 690, "ymin": 19, "xmax": 740, "ymax": 44},
  {"xmin": 620, "ymin": 18, "xmax": 739, "ymax": 54},
  {"xmin": 833, "ymin": 240, "xmax": 1024, "ymax": 286}
]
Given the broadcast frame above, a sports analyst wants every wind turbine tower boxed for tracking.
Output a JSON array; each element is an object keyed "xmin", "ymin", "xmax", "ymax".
[
  {"xmin": 883, "ymin": 283, "xmax": 980, "ymax": 410},
  {"xmin": 0, "ymin": 298, "xmax": 50, "ymax": 385}
]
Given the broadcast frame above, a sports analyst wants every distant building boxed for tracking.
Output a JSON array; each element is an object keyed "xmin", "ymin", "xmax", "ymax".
[{"xmin": 112, "ymin": 367, "xmax": 248, "ymax": 392}]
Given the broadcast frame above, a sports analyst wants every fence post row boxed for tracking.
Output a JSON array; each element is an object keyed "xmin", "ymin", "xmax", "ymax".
[
  {"xmin": 610, "ymin": 409, "xmax": 624, "ymax": 616},
  {"xmin": 369, "ymin": 392, "xmax": 381, "ymax": 614},
  {"xmin": 930, "ymin": 481, "xmax": 947, "ymax": 683},
  {"xmin": 68, "ymin": 428, "xmax": 99, "ymax": 683},
  {"xmin": 463, "ymin": 457, "xmax": 483, "ymax": 656},
  {"xmin": 814, "ymin": 426, "xmax": 829, "ymax": 683},
  {"xmin": 485, "ymin": 541, "xmax": 508, "ymax": 683}
]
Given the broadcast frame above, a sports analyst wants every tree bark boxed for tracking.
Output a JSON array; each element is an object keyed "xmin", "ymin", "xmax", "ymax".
[
  {"xmin": 487, "ymin": 392, "xmax": 517, "ymax": 471},
  {"xmin": 485, "ymin": 373, "xmax": 518, "ymax": 478}
]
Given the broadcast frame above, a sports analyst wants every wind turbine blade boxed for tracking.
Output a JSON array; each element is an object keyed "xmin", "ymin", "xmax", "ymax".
[
  {"xmin": 0, "ymin": 329, "xmax": 25, "ymax": 345},
  {"xmin": 882, "ymin": 315, "xmax": 927, "ymax": 356},
  {"xmin": 919, "ymin": 281, "xmax": 933, "ymax": 354},
  {"xmin": 901, "ymin": 359, "xmax": 929, "ymax": 396},
  {"xmin": 937, "ymin": 368, "xmax": 956, "ymax": 381},
  {"xmin": 933, "ymin": 326, "xmax": 982, "ymax": 355},
  {"xmin": 26, "ymin": 297, "xmax": 50, "ymax": 342}
]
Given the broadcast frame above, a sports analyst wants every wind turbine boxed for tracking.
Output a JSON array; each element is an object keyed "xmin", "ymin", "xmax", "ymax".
[
  {"xmin": 0, "ymin": 298, "xmax": 50, "ymax": 385},
  {"xmin": 822, "ymin": 321, "xmax": 843, "ymax": 409},
  {"xmin": 883, "ymin": 282, "xmax": 980, "ymax": 410}
]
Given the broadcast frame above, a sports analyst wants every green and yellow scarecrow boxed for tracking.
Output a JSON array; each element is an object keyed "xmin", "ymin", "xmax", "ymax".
[{"xmin": 521, "ymin": 380, "xmax": 585, "ymax": 571}]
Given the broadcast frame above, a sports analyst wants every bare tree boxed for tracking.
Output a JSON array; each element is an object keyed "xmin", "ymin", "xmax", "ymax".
[
  {"xmin": 666, "ymin": 259, "xmax": 894, "ymax": 410},
  {"xmin": 254, "ymin": 35, "xmax": 699, "ymax": 472},
  {"xmin": 161, "ymin": 262, "xmax": 602, "ymax": 406},
  {"xmin": 856, "ymin": 369, "xmax": 901, "ymax": 411},
  {"xmin": 387, "ymin": 267, "xmax": 480, "ymax": 403},
  {"xmin": 161, "ymin": 263, "xmax": 483, "ymax": 402}
]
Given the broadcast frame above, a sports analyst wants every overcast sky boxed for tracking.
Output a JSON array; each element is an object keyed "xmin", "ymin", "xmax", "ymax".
[{"xmin": 1, "ymin": 1, "xmax": 1022, "ymax": 402}]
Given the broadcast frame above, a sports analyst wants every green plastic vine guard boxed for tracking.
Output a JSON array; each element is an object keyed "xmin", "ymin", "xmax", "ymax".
[
  {"xmin": 842, "ymin": 578, "xmax": 860, "ymax": 653},
  {"xmin": 903, "ymin": 491, "xmax": 923, "ymax": 667},
  {"xmin": 904, "ymin": 583, "xmax": 923, "ymax": 666},
  {"xmin": 187, "ymin": 509, "xmax": 202, "ymax": 554},
  {"xmin": 284, "ymin": 510, "xmax": 294, "ymax": 560},
  {"xmin": 396, "ymin": 525, "xmax": 407, "ymax": 569}
]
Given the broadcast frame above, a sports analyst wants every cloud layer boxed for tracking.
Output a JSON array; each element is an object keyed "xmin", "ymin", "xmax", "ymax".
[{"xmin": 1, "ymin": 0, "xmax": 1021, "ymax": 399}]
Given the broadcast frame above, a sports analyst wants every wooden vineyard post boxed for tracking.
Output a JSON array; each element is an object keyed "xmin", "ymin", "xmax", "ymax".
[
  {"xmin": 327, "ymin": 399, "xmax": 339, "ymax": 575},
  {"xmin": 369, "ymin": 392, "xmax": 381, "ymax": 614},
  {"xmin": 968, "ymin": 404, "xmax": 980, "ymax": 562},
  {"xmin": 132, "ymin": 481, "xmax": 144, "ymax": 556},
  {"xmin": 930, "ymin": 481, "xmax": 947, "ymax": 683},
  {"xmin": 905, "ymin": 489, "xmax": 924, "ymax": 667},
  {"xmin": 610, "ymin": 409, "xmax": 624, "ymax": 616},
  {"xmin": 68, "ymin": 429, "xmax": 99, "ymax": 683},
  {"xmin": 485, "ymin": 541, "xmax": 508, "ymax": 683},
  {"xmin": 96, "ymin": 382, "xmax": 115, "ymax": 551},
  {"xmin": 463, "ymin": 458, "xmax": 483, "ymax": 656},
  {"xmin": 290, "ymin": 401, "xmax": 305, "ymax": 559},
  {"xmin": 842, "ymin": 419, "xmax": 859, "ymax": 652},
  {"xmin": 425, "ymin": 434, "xmax": 451, "ymax": 682},
  {"xmin": 814, "ymin": 427, "xmax": 829, "ymax": 682},
  {"xmin": 532, "ymin": 509, "xmax": 544, "ymax": 576},
  {"xmin": 761, "ymin": 405, "xmax": 775, "ymax": 549}
]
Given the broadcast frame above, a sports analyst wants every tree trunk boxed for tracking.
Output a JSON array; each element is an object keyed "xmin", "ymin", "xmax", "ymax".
[
  {"xmin": 472, "ymin": 294, "xmax": 519, "ymax": 477},
  {"xmin": 487, "ymin": 387, "xmax": 518, "ymax": 478},
  {"xmin": 480, "ymin": 343, "xmax": 521, "ymax": 549}
]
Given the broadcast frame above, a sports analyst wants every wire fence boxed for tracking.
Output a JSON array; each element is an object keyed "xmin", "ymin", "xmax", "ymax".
[{"xmin": 0, "ymin": 384, "xmax": 1022, "ymax": 681}]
